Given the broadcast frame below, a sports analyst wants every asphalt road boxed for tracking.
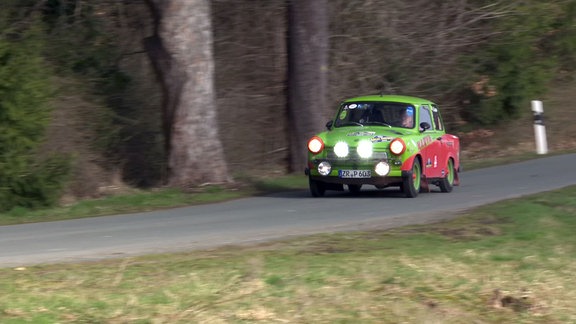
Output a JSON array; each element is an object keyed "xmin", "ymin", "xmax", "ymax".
[{"xmin": 1, "ymin": 153, "xmax": 575, "ymax": 267}]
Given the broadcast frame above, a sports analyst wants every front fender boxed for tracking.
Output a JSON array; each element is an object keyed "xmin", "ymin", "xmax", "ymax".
[{"xmin": 401, "ymin": 154, "xmax": 420, "ymax": 171}]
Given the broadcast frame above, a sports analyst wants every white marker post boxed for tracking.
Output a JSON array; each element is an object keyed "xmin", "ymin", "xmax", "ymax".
[{"xmin": 531, "ymin": 100, "xmax": 548, "ymax": 155}]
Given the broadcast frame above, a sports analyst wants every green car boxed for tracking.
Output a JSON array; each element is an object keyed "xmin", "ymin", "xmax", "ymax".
[{"xmin": 305, "ymin": 95, "xmax": 460, "ymax": 197}]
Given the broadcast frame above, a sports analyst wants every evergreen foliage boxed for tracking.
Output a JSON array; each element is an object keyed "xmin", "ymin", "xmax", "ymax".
[
  {"xmin": 544, "ymin": 0, "xmax": 576, "ymax": 73},
  {"xmin": 0, "ymin": 10, "xmax": 70, "ymax": 212}
]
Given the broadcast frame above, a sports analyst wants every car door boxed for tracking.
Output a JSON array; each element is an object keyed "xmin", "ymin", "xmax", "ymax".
[
  {"xmin": 418, "ymin": 104, "xmax": 444, "ymax": 178},
  {"xmin": 431, "ymin": 104, "xmax": 458, "ymax": 175}
]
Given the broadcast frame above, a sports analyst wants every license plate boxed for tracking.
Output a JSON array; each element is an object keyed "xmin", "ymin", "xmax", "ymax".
[{"xmin": 338, "ymin": 170, "xmax": 371, "ymax": 178}]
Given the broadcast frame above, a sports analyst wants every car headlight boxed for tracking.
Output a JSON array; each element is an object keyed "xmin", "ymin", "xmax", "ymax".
[
  {"xmin": 317, "ymin": 161, "xmax": 331, "ymax": 176},
  {"xmin": 356, "ymin": 140, "xmax": 373, "ymax": 158},
  {"xmin": 308, "ymin": 136, "xmax": 324, "ymax": 154},
  {"xmin": 389, "ymin": 138, "xmax": 406, "ymax": 155},
  {"xmin": 375, "ymin": 161, "xmax": 390, "ymax": 176},
  {"xmin": 333, "ymin": 141, "xmax": 349, "ymax": 158}
]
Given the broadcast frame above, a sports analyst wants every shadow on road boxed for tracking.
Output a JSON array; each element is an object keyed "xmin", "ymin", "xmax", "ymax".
[{"xmin": 262, "ymin": 186, "xmax": 447, "ymax": 199}]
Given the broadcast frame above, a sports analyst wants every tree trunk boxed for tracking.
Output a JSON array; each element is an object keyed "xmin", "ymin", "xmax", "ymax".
[
  {"xmin": 287, "ymin": 0, "xmax": 329, "ymax": 173},
  {"xmin": 145, "ymin": 0, "xmax": 230, "ymax": 187}
]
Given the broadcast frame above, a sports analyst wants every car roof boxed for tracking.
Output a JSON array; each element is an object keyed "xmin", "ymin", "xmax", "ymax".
[{"xmin": 343, "ymin": 94, "xmax": 436, "ymax": 105}]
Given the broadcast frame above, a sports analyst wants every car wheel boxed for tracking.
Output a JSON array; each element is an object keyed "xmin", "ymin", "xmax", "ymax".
[
  {"xmin": 309, "ymin": 177, "xmax": 326, "ymax": 197},
  {"xmin": 403, "ymin": 158, "xmax": 421, "ymax": 198},
  {"xmin": 439, "ymin": 158, "xmax": 455, "ymax": 193},
  {"xmin": 348, "ymin": 184, "xmax": 362, "ymax": 194}
]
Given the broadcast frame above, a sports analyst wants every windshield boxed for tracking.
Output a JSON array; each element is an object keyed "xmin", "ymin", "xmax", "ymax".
[{"xmin": 334, "ymin": 102, "xmax": 415, "ymax": 129}]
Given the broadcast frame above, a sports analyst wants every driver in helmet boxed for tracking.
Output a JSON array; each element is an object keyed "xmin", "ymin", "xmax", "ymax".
[{"xmin": 401, "ymin": 106, "xmax": 414, "ymax": 128}]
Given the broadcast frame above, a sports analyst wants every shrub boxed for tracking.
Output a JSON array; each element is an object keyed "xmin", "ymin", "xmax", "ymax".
[{"xmin": 0, "ymin": 13, "xmax": 70, "ymax": 212}]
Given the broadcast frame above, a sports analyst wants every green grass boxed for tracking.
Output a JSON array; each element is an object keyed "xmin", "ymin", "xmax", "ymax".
[
  {"xmin": 1, "ymin": 186, "xmax": 575, "ymax": 323},
  {"xmin": 462, "ymin": 149, "xmax": 576, "ymax": 171}
]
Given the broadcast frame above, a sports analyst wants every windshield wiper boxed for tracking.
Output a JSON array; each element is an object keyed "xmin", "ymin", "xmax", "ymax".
[
  {"xmin": 364, "ymin": 121, "xmax": 392, "ymax": 128},
  {"xmin": 338, "ymin": 122, "xmax": 364, "ymax": 127}
]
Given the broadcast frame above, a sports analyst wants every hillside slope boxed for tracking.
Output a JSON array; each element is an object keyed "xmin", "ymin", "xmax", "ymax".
[{"xmin": 460, "ymin": 79, "xmax": 576, "ymax": 160}]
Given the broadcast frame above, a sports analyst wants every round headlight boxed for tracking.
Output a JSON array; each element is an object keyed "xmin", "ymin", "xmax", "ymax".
[
  {"xmin": 389, "ymin": 138, "xmax": 406, "ymax": 155},
  {"xmin": 317, "ymin": 161, "xmax": 332, "ymax": 176},
  {"xmin": 308, "ymin": 136, "xmax": 324, "ymax": 154},
  {"xmin": 356, "ymin": 140, "xmax": 373, "ymax": 159},
  {"xmin": 375, "ymin": 161, "xmax": 390, "ymax": 176},
  {"xmin": 334, "ymin": 141, "xmax": 349, "ymax": 158}
]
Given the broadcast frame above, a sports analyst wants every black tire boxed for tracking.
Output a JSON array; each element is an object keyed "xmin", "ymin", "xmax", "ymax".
[
  {"xmin": 439, "ymin": 158, "xmax": 455, "ymax": 193},
  {"xmin": 309, "ymin": 177, "xmax": 326, "ymax": 197},
  {"xmin": 403, "ymin": 158, "xmax": 422, "ymax": 198},
  {"xmin": 348, "ymin": 184, "xmax": 362, "ymax": 194}
]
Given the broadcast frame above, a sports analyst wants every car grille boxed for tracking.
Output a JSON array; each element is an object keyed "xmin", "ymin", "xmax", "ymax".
[{"xmin": 326, "ymin": 148, "xmax": 388, "ymax": 161}]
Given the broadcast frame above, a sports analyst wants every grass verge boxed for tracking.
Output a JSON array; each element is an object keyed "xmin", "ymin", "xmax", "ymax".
[
  {"xmin": 1, "ymin": 186, "xmax": 575, "ymax": 323},
  {"xmin": 462, "ymin": 149, "xmax": 576, "ymax": 171},
  {"xmin": 0, "ymin": 175, "xmax": 308, "ymax": 226}
]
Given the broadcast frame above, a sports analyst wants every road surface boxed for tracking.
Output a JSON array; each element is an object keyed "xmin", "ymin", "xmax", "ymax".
[{"xmin": 1, "ymin": 154, "xmax": 575, "ymax": 267}]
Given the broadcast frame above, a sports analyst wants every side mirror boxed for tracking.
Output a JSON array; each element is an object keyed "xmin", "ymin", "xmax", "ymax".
[
  {"xmin": 326, "ymin": 120, "xmax": 333, "ymax": 130},
  {"xmin": 419, "ymin": 122, "xmax": 431, "ymax": 132}
]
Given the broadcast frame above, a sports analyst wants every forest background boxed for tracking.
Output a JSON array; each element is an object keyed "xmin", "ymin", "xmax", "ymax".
[{"xmin": 1, "ymin": 0, "xmax": 576, "ymax": 212}]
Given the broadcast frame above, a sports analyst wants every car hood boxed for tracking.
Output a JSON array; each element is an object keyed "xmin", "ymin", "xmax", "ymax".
[{"xmin": 324, "ymin": 126, "xmax": 406, "ymax": 146}]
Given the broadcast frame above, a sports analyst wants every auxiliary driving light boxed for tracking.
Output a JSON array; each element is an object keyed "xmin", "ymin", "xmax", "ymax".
[
  {"xmin": 317, "ymin": 161, "xmax": 332, "ymax": 176},
  {"xmin": 356, "ymin": 140, "xmax": 373, "ymax": 158},
  {"xmin": 375, "ymin": 161, "xmax": 390, "ymax": 176},
  {"xmin": 333, "ymin": 141, "xmax": 349, "ymax": 158}
]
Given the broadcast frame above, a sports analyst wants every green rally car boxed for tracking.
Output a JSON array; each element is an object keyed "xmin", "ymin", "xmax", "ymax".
[{"xmin": 305, "ymin": 95, "xmax": 460, "ymax": 198}]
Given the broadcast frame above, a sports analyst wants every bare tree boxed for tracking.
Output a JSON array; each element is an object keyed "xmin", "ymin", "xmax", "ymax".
[
  {"xmin": 329, "ymin": 0, "xmax": 515, "ymax": 125},
  {"xmin": 145, "ymin": 0, "xmax": 230, "ymax": 187},
  {"xmin": 287, "ymin": 0, "xmax": 329, "ymax": 173}
]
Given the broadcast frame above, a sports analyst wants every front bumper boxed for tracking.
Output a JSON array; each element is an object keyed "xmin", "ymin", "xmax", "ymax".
[
  {"xmin": 306, "ymin": 169, "xmax": 406, "ymax": 187},
  {"xmin": 310, "ymin": 175, "xmax": 404, "ymax": 187}
]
